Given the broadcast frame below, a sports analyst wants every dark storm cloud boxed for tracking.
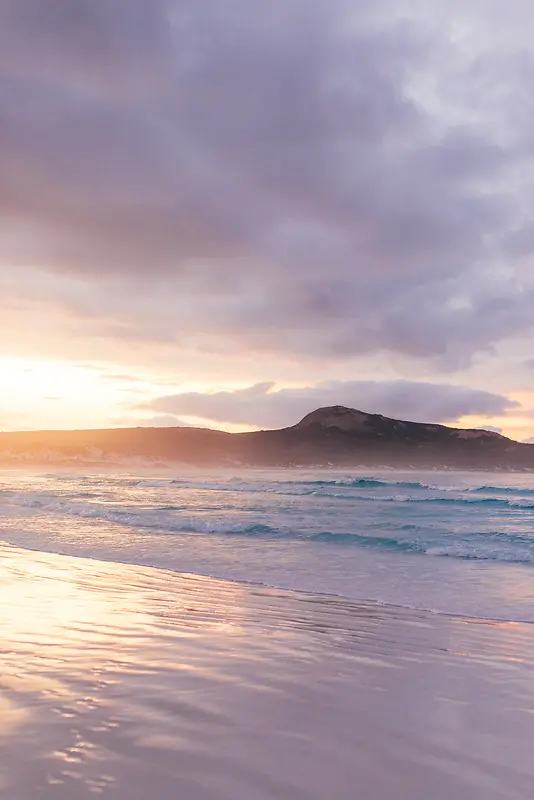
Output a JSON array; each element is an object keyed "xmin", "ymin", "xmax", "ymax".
[
  {"xmin": 141, "ymin": 380, "xmax": 516, "ymax": 428},
  {"xmin": 1, "ymin": 0, "xmax": 533, "ymax": 365}
]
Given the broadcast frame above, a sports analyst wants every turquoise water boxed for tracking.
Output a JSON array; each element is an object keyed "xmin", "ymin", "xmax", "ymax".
[{"xmin": 2, "ymin": 468, "xmax": 534, "ymax": 621}]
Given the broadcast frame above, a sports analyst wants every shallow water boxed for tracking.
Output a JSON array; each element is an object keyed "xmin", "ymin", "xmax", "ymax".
[
  {"xmin": 2, "ymin": 469, "xmax": 534, "ymax": 798},
  {"xmin": 2, "ymin": 467, "xmax": 534, "ymax": 621},
  {"xmin": 1, "ymin": 544, "xmax": 534, "ymax": 800}
]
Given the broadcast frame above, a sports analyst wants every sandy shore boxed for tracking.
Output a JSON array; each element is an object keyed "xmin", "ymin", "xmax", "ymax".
[{"xmin": 1, "ymin": 544, "xmax": 533, "ymax": 799}]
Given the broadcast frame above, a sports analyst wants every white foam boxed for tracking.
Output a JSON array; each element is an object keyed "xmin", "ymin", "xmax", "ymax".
[{"xmin": 3, "ymin": 468, "xmax": 534, "ymax": 622}]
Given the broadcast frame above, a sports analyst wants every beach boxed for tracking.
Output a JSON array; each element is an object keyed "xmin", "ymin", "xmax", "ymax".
[
  {"xmin": 2, "ymin": 0, "xmax": 534, "ymax": 793},
  {"xmin": 1, "ymin": 0, "xmax": 533, "ymax": 792},
  {"xmin": 1, "ymin": 541, "xmax": 534, "ymax": 799}
]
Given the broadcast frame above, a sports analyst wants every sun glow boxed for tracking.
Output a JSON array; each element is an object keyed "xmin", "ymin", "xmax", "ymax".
[
  {"xmin": 0, "ymin": 358, "xmax": 134, "ymax": 431},
  {"xmin": 0, "ymin": 357, "xmax": 240, "ymax": 432},
  {"xmin": 456, "ymin": 390, "xmax": 534, "ymax": 443},
  {"xmin": 1, "ymin": 357, "xmax": 533, "ymax": 440}
]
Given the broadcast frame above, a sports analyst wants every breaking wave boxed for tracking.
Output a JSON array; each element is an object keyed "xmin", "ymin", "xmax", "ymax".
[{"xmin": 2, "ymin": 470, "xmax": 534, "ymax": 572}]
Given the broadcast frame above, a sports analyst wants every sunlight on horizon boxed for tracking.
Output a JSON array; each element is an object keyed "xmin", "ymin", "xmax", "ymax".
[
  {"xmin": 0, "ymin": 357, "xmax": 151, "ymax": 431},
  {"xmin": 0, "ymin": 357, "xmax": 261, "ymax": 433},
  {"xmin": 0, "ymin": 356, "xmax": 532, "ymax": 440}
]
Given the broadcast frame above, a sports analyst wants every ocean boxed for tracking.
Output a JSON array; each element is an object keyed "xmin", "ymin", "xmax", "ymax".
[
  {"xmin": 2, "ymin": 466, "xmax": 534, "ymax": 798},
  {"xmin": 2, "ymin": 466, "xmax": 534, "ymax": 622}
]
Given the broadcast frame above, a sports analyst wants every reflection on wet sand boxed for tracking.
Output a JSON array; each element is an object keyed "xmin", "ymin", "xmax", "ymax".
[{"xmin": 1, "ymin": 543, "xmax": 534, "ymax": 799}]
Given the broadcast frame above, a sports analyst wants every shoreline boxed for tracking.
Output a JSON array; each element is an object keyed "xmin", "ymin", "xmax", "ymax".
[
  {"xmin": 2, "ymin": 537, "xmax": 534, "ymax": 627},
  {"xmin": 2, "ymin": 462, "xmax": 534, "ymax": 474},
  {"xmin": 1, "ymin": 543, "xmax": 534, "ymax": 798}
]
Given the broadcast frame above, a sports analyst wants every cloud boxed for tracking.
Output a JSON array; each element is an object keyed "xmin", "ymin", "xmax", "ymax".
[
  {"xmin": 140, "ymin": 380, "xmax": 517, "ymax": 429},
  {"xmin": 134, "ymin": 414, "xmax": 191, "ymax": 428},
  {"xmin": 101, "ymin": 373, "xmax": 144, "ymax": 383},
  {"xmin": 111, "ymin": 413, "xmax": 192, "ymax": 428},
  {"xmin": 0, "ymin": 1, "xmax": 534, "ymax": 369}
]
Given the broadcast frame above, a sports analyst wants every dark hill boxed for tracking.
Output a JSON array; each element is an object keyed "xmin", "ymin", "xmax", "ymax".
[{"xmin": 0, "ymin": 405, "xmax": 532, "ymax": 470}]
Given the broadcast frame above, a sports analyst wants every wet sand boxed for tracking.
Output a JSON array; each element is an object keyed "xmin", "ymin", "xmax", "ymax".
[{"xmin": 1, "ymin": 543, "xmax": 533, "ymax": 799}]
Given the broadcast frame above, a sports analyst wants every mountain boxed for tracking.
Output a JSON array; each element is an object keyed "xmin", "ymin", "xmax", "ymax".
[{"xmin": 1, "ymin": 405, "xmax": 533, "ymax": 470}]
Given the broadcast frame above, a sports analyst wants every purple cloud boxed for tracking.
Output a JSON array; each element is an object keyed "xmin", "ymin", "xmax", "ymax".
[
  {"xmin": 0, "ymin": 1, "xmax": 533, "ymax": 369},
  {"xmin": 140, "ymin": 380, "xmax": 517, "ymax": 429}
]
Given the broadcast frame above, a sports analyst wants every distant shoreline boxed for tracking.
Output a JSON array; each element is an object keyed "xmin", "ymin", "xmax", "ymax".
[{"xmin": 1, "ymin": 405, "xmax": 533, "ymax": 470}]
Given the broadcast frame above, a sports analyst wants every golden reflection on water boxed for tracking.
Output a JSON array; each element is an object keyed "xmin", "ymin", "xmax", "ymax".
[
  {"xmin": 0, "ymin": 544, "xmax": 261, "ymax": 796},
  {"xmin": 0, "ymin": 543, "xmax": 255, "ymax": 718},
  {"xmin": 1, "ymin": 543, "xmax": 534, "ymax": 799},
  {"xmin": 0, "ymin": 697, "xmax": 27, "ymax": 737}
]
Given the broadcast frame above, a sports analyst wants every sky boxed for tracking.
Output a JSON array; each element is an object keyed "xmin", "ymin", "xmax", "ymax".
[{"xmin": 1, "ymin": 0, "xmax": 534, "ymax": 440}]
